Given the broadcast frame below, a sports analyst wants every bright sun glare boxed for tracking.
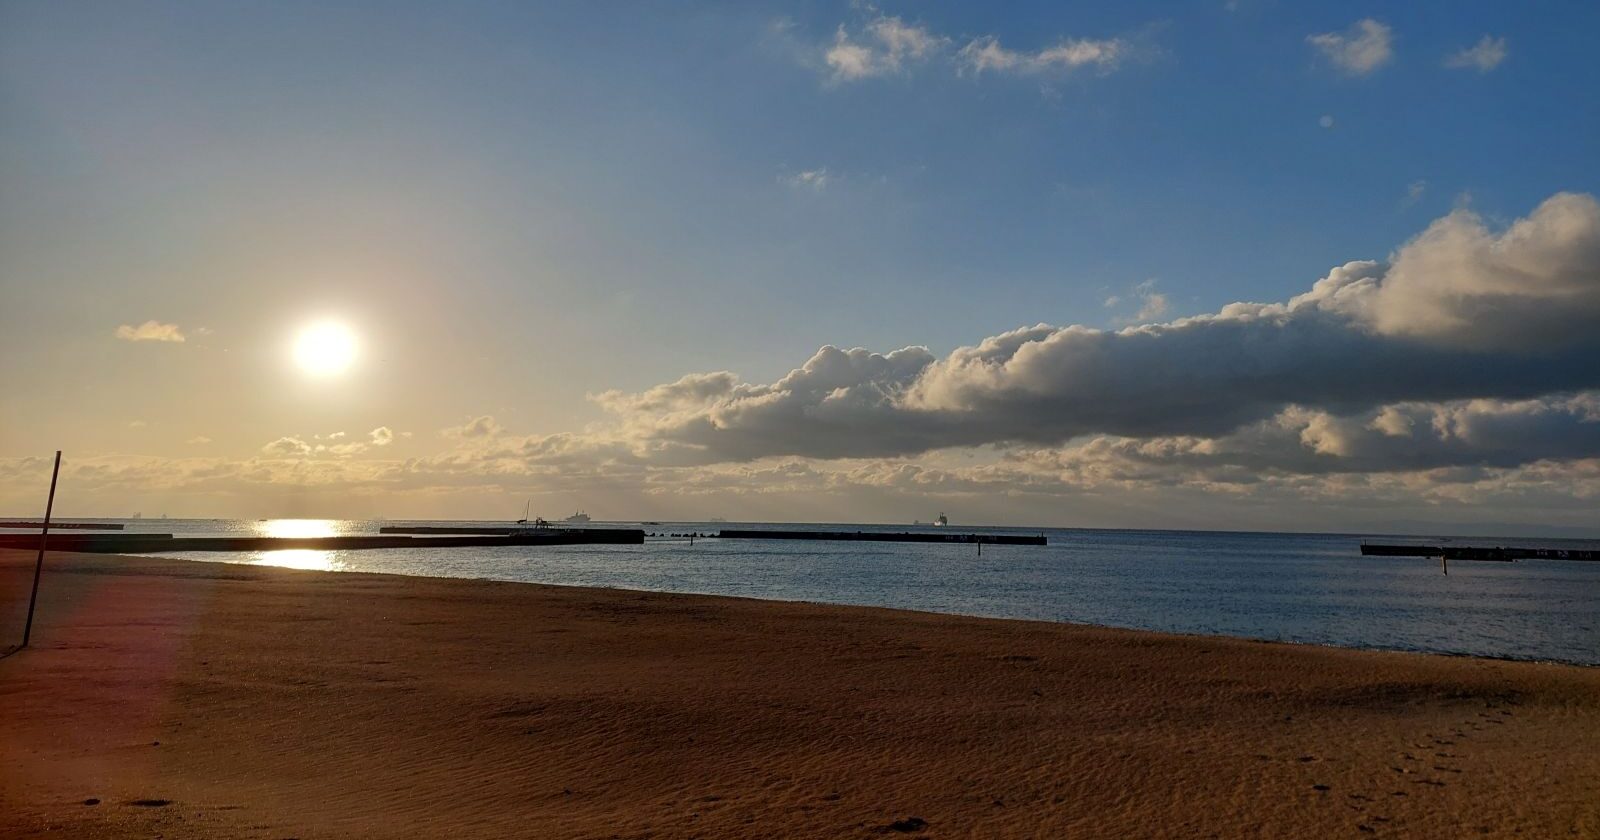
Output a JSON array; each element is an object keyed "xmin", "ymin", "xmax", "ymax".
[{"xmin": 293, "ymin": 321, "xmax": 359, "ymax": 377}]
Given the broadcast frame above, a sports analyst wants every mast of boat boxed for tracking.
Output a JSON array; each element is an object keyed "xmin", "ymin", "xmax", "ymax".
[{"xmin": 516, "ymin": 498, "xmax": 531, "ymax": 525}]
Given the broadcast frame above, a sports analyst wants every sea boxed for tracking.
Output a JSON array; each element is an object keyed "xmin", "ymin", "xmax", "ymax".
[{"xmin": 13, "ymin": 518, "xmax": 1600, "ymax": 666}]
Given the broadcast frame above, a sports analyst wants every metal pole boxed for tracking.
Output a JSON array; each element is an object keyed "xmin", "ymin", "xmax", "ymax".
[{"xmin": 21, "ymin": 451, "xmax": 62, "ymax": 648}]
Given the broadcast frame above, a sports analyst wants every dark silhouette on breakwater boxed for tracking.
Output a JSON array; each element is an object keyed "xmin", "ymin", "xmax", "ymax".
[
  {"xmin": 1360, "ymin": 543, "xmax": 1598, "ymax": 562},
  {"xmin": 717, "ymin": 529, "xmax": 1047, "ymax": 546}
]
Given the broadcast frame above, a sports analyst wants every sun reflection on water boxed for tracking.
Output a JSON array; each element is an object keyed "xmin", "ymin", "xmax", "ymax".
[{"xmin": 250, "ymin": 518, "xmax": 343, "ymax": 571}]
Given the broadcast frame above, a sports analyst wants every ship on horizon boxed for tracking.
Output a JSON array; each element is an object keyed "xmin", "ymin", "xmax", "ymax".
[
  {"xmin": 913, "ymin": 513, "xmax": 949, "ymax": 527},
  {"xmin": 563, "ymin": 510, "xmax": 592, "ymax": 524}
]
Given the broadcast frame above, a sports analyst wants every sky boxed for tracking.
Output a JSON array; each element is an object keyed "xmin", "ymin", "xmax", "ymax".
[{"xmin": 2, "ymin": 1, "xmax": 1598, "ymax": 533}]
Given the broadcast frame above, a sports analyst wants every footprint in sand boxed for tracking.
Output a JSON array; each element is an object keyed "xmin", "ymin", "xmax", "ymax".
[{"xmin": 886, "ymin": 816, "xmax": 928, "ymax": 833}]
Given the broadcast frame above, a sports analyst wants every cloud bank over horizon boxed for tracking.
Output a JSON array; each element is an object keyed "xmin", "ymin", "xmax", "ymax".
[
  {"xmin": 578, "ymin": 193, "xmax": 1600, "ymax": 470},
  {"xmin": 5, "ymin": 193, "xmax": 1599, "ymax": 529}
]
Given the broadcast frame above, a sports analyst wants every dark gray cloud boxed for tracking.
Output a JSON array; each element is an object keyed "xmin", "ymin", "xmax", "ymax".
[{"xmin": 1020, "ymin": 395, "xmax": 1600, "ymax": 480}]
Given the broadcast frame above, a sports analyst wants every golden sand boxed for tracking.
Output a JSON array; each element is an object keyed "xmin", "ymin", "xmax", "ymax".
[{"xmin": 2, "ymin": 550, "xmax": 1597, "ymax": 838}]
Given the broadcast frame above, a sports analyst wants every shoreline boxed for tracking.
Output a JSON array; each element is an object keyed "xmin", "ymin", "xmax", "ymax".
[
  {"xmin": 7, "ymin": 517, "xmax": 1599, "ymax": 541},
  {"xmin": 86, "ymin": 549, "xmax": 1600, "ymax": 668},
  {"xmin": 4, "ymin": 549, "xmax": 1598, "ymax": 838}
]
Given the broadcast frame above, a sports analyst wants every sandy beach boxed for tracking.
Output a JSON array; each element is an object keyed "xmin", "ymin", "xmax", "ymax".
[{"xmin": 2, "ymin": 549, "xmax": 1597, "ymax": 838}]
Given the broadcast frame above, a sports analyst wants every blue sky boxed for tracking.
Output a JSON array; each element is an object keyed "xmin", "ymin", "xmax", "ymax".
[{"xmin": 2, "ymin": 1, "xmax": 1598, "ymax": 529}]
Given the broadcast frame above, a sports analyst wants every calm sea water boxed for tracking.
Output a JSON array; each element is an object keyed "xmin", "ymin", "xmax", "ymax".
[{"xmin": 17, "ymin": 519, "xmax": 1600, "ymax": 666}]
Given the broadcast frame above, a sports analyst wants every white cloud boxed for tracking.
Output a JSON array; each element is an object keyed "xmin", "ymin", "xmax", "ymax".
[
  {"xmin": 442, "ymin": 415, "xmax": 503, "ymax": 439},
  {"xmin": 1368, "ymin": 407, "xmax": 1414, "ymax": 438},
  {"xmin": 1445, "ymin": 36, "xmax": 1507, "ymax": 73},
  {"xmin": 262, "ymin": 436, "xmax": 314, "ymax": 457},
  {"xmin": 958, "ymin": 35, "xmax": 1126, "ymax": 75},
  {"xmin": 370, "ymin": 426, "xmax": 395, "ymax": 446},
  {"xmin": 825, "ymin": 30, "xmax": 876, "ymax": 81},
  {"xmin": 869, "ymin": 16, "xmax": 944, "ymax": 64},
  {"xmin": 1105, "ymin": 280, "xmax": 1169, "ymax": 323},
  {"xmin": 1307, "ymin": 19, "xmax": 1394, "ymax": 76},
  {"xmin": 1134, "ymin": 292, "xmax": 1169, "ymax": 322},
  {"xmin": 814, "ymin": 15, "xmax": 1131, "ymax": 84},
  {"xmin": 114, "ymin": 320, "xmax": 186, "ymax": 343},
  {"xmin": 1404, "ymin": 179, "xmax": 1427, "ymax": 205},
  {"xmin": 1319, "ymin": 115, "xmax": 1335, "ymax": 129},
  {"xmin": 261, "ymin": 432, "xmax": 383, "ymax": 458},
  {"xmin": 186, "ymin": 436, "xmax": 213, "ymax": 445},
  {"xmin": 1310, "ymin": 192, "xmax": 1600, "ymax": 348},
  {"xmin": 782, "ymin": 168, "xmax": 831, "ymax": 191},
  {"xmin": 825, "ymin": 16, "xmax": 947, "ymax": 82}
]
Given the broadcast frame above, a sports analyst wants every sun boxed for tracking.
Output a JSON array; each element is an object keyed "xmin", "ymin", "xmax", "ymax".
[{"xmin": 292, "ymin": 321, "xmax": 359, "ymax": 377}]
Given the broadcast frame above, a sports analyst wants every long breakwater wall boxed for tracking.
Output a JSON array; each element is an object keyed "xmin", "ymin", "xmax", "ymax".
[
  {"xmin": 1360, "ymin": 543, "xmax": 1598, "ymax": 562},
  {"xmin": 0, "ymin": 530, "xmax": 644, "ymax": 553},
  {"xmin": 717, "ymin": 529, "xmax": 1047, "ymax": 546}
]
